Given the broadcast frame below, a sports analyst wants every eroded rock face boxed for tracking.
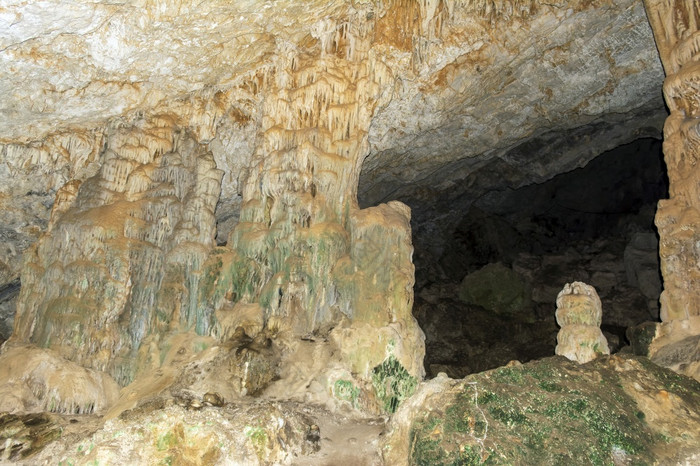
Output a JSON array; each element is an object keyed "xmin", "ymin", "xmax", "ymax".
[
  {"xmin": 10, "ymin": 122, "xmax": 222, "ymax": 385},
  {"xmin": 642, "ymin": 0, "xmax": 700, "ymax": 380},
  {"xmin": 0, "ymin": 0, "xmax": 666, "ymax": 300}
]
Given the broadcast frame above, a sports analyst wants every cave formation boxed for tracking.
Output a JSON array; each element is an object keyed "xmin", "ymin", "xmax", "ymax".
[
  {"xmin": 0, "ymin": 0, "xmax": 699, "ymax": 464},
  {"xmin": 403, "ymin": 137, "xmax": 670, "ymax": 378}
]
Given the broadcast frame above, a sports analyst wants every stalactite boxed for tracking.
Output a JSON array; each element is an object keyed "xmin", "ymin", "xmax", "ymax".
[{"xmin": 189, "ymin": 11, "xmax": 426, "ymax": 407}]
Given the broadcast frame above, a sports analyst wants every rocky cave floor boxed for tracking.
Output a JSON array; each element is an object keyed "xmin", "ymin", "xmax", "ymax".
[{"xmin": 1, "ymin": 353, "xmax": 699, "ymax": 465}]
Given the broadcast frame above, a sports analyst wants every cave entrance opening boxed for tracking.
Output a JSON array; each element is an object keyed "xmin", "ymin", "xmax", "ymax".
[{"xmin": 406, "ymin": 137, "xmax": 669, "ymax": 379}]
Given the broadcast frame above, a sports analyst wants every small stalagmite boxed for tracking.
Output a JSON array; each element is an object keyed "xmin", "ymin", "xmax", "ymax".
[{"xmin": 555, "ymin": 282, "xmax": 610, "ymax": 364}]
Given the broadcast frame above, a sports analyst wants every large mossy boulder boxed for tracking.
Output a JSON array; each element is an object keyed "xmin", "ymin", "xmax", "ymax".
[
  {"xmin": 458, "ymin": 263, "xmax": 533, "ymax": 321},
  {"xmin": 383, "ymin": 354, "xmax": 700, "ymax": 465}
]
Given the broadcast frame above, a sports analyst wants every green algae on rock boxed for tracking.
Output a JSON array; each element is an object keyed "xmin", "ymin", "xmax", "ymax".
[
  {"xmin": 372, "ymin": 355, "xmax": 419, "ymax": 414},
  {"xmin": 383, "ymin": 354, "xmax": 700, "ymax": 465}
]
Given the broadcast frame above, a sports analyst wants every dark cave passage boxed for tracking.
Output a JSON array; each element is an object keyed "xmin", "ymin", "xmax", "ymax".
[{"xmin": 406, "ymin": 138, "xmax": 669, "ymax": 378}]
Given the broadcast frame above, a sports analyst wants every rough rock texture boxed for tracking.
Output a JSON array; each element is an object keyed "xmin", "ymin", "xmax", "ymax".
[
  {"xmin": 10, "ymin": 123, "xmax": 222, "ymax": 385},
  {"xmin": 0, "ymin": 412, "xmax": 69, "ymax": 462},
  {"xmin": 0, "ymin": 1, "xmax": 669, "ymax": 396},
  {"xmin": 196, "ymin": 36, "xmax": 426, "ymax": 408},
  {"xmin": 642, "ymin": 0, "xmax": 700, "ymax": 381},
  {"xmin": 0, "ymin": 0, "xmax": 665, "ymax": 298},
  {"xmin": 0, "ymin": 399, "xmax": 391, "ymax": 465},
  {"xmin": 361, "ymin": 1, "xmax": 665, "ymax": 212},
  {"xmin": 555, "ymin": 282, "xmax": 610, "ymax": 364},
  {"xmin": 2, "ymin": 354, "xmax": 698, "ymax": 465},
  {"xmin": 644, "ymin": 0, "xmax": 700, "ymax": 323},
  {"xmin": 0, "ymin": 132, "xmax": 104, "ymax": 309},
  {"xmin": 4, "ymin": 1, "xmax": 426, "ymax": 415},
  {"xmin": 0, "ymin": 278, "xmax": 20, "ymax": 342},
  {"xmin": 624, "ymin": 232, "xmax": 663, "ymax": 311},
  {"xmin": 0, "ymin": 344, "xmax": 119, "ymax": 415},
  {"xmin": 383, "ymin": 355, "xmax": 700, "ymax": 465},
  {"xmin": 0, "ymin": 1, "xmax": 698, "ymax": 464},
  {"xmin": 32, "ymin": 402, "xmax": 322, "ymax": 465}
]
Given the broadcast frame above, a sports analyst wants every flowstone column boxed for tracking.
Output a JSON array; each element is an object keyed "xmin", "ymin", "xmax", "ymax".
[
  {"xmin": 644, "ymin": 0, "xmax": 700, "ymax": 322},
  {"xmin": 10, "ymin": 120, "xmax": 222, "ymax": 386},
  {"xmin": 643, "ymin": 1, "xmax": 700, "ymax": 379},
  {"xmin": 199, "ymin": 19, "xmax": 424, "ymax": 412}
]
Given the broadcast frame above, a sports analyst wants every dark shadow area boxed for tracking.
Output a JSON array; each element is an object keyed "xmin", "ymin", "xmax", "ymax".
[
  {"xmin": 0, "ymin": 277, "xmax": 20, "ymax": 345},
  {"xmin": 408, "ymin": 138, "xmax": 669, "ymax": 378}
]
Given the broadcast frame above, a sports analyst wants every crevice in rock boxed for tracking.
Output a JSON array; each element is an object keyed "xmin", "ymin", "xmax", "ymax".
[{"xmin": 0, "ymin": 277, "xmax": 21, "ymax": 344}]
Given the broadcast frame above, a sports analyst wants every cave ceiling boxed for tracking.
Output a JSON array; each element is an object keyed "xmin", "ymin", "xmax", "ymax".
[{"xmin": 1, "ymin": 0, "xmax": 665, "ymax": 229}]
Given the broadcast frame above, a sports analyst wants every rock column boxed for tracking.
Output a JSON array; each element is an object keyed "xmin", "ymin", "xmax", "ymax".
[
  {"xmin": 643, "ymin": 1, "xmax": 700, "ymax": 322},
  {"xmin": 196, "ymin": 16, "xmax": 425, "ymax": 408}
]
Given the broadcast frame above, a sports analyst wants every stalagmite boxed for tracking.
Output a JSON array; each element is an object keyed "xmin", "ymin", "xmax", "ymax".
[{"xmin": 555, "ymin": 282, "xmax": 610, "ymax": 364}]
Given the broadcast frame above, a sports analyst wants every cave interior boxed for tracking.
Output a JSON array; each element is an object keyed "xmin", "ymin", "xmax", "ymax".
[
  {"xmin": 397, "ymin": 137, "xmax": 669, "ymax": 378},
  {"xmin": 0, "ymin": 0, "xmax": 699, "ymax": 464}
]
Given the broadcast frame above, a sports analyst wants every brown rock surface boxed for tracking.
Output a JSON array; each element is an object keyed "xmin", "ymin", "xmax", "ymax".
[
  {"xmin": 642, "ymin": 0, "xmax": 700, "ymax": 380},
  {"xmin": 0, "ymin": 1, "xmax": 698, "ymax": 464},
  {"xmin": 0, "ymin": 0, "xmax": 665, "ymax": 292}
]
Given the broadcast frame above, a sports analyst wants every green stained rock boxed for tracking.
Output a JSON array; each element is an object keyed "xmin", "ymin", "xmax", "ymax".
[
  {"xmin": 244, "ymin": 425, "xmax": 269, "ymax": 461},
  {"xmin": 333, "ymin": 379, "xmax": 361, "ymax": 408},
  {"xmin": 626, "ymin": 322, "xmax": 658, "ymax": 356},
  {"xmin": 458, "ymin": 263, "xmax": 532, "ymax": 321},
  {"xmin": 383, "ymin": 355, "xmax": 700, "ymax": 465},
  {"xmin": 372, "ymin": 356, "xmax": 418, "ymax": 414}
]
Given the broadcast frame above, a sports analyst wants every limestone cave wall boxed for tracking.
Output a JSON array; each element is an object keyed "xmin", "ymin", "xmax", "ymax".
[
  {"xmin": 0, "ymin": 0, "xmax": 695, "ymax": 418},
  {"xmin": 0, "ymin": 1, "xmax": 699, "ymax": 464}
]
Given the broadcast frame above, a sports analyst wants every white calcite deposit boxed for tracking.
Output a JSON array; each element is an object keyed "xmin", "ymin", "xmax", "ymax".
[{"xmin": 555, "ymin": 281, "xmax": 610, "ymax": 364}]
